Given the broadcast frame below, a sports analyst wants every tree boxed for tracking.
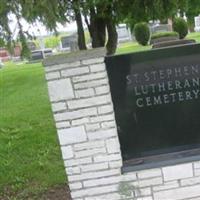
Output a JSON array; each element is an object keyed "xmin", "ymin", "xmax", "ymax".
[
  {"xmin": 121, "ymin": 0, "xmax": 178, "ymax": 31},
  {"xmin": 175, "ymin": 0, "xmax": 200, "ymax": 29},
  {"xmin": 80, "ymin": 0, "xmax": 120, "ymax": 54},
  {"xmin": 0, "ymin": 0, "xmax": 65, "ymax": 57},
  {"xmin": 21, "ymin": 0, "xmax": 88, "ymax": 50},
  {"xmin": 176, "ymin": 0, "xmax": 188, "ymax": 16},
  {"xmin": 0, "ymin": 0, "xmax": 182, "ymax": 57},
  {"xmin": 0, "ymin": 0, "xmax": 31, "ymax": 58},
  {"xmin": 73, "ymin": 0, "xmax": 87, "ymax": 50},
  {"xmin": 21, "ymin": 0, "xmax": 183, "ymax": 55},
  {"xmin": 186, "ymin": 0, "xmax": 200, "ymax": 28},
  {"xmin": 0, "ymin": 0, "xmax": 14, "ymax": 52}
]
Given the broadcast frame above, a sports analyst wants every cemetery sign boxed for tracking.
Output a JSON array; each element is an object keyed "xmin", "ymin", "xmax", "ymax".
[{"xmin": 105, "ymin": 44, "xmax": 200, "ymax": 164}]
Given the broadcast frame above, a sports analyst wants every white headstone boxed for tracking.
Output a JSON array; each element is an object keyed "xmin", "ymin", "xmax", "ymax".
[
  {"xmin": 38, "ymin": 36, "xmax": 45, "ymax": 50},
  {"xmin": 116, "ymin": 24, "xmax": 132, "ymax": 43},
  {"xmin": 150, "ymin": 23, "xmax": 172, "ymax": 34},
  {"xmin": 183, "ymin": 12, "xmax": 187, "ymax": 22},
  {"xmin": 195, "ymin": 15, "xmax": 200, "ymax": 32},
  {"xmin": 177, "ymin": 9, "xmax": 181, "ymax": 18}
]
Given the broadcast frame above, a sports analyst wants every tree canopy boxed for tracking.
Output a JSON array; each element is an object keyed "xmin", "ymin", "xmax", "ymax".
[{"xmin": 0, "ymin": 0, "xmax": 199, "ymax": 57}]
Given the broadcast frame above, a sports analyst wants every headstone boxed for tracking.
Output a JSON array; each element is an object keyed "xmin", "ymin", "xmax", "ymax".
[
  {"xmin": 106, "ymin": 43, "xmax": 200, "ymax": 162},
  {"xmin": 43, "ymin": 48, "xmax": 53, "ymax": 57},
  {"xmin": 31, "ymin": 50, "xmax": 44, "ymax": 61},
  {"xmin": 38, "ymin": 36, "xmax": 45, "ymax": 50},
  {"xmin": 152, "ymin": 39, "xmax": 196, "ymax": 49},
  {"xmin": 150, "ymin": 36, "xmax": 179, "ymax": 45},
  {"xmin": 30, "ymin": 48, "xmax": 53, "ymax": 61},
  {"xmin": 183, "ymin": 12, "xmax": 187, "ymax": 22},
  {"xmin": 194, "ymin": 15, "xmax": 200, "ymax": 32},
  {"xmin": 60, "ymin": 34, "xmax": 78, "ymax": 52},
  {"xmin": 150, "ymin": 24, "xmax": 172, "ymax": 34},
  {"xmin": 117, "ymin": 24, "xmax": 132, "ymax": 43}
]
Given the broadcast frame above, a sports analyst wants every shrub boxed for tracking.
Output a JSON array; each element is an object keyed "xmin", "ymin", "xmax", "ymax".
[
  {"xmin": 173, "ymin": 18, "xmax": 188, "ymax": 39},
  {"xmin": 151, "ymin": 31, "xmax": 179, "ymax": 40},
  {"xmin": 134, "ymin": 22, "xmax": 150, "ymax": 46}
]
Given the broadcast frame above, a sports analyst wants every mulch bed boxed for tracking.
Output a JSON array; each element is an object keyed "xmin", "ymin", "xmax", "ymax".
[
  {"xmin": 40, "ymin": 185, "xmax": 72, "ymax": 200},
  {"xmin": 0, "ymin": 185, "xmax": 72, "ymax": 200}
]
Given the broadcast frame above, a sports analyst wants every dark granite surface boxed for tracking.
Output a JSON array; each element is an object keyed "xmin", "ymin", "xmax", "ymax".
[{"xmin": 105, "ymin": 43, "xmax": 200, "ymax": 161}]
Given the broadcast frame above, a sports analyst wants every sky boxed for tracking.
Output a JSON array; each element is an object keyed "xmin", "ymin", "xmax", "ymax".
[{"xmin": 9, "ymin": 14, "xmax": 78, "ymax": 39}]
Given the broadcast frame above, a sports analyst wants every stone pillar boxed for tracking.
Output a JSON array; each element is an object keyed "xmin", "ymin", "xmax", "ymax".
[{"xmin": 43, "ymin": 48, "xmax": 123, "ymax": 200}]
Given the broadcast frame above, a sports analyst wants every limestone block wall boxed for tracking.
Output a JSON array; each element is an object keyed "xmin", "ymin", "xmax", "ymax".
[{"xmin": 43, "ymin": 49, "xmax": 200, "ymax": 200}]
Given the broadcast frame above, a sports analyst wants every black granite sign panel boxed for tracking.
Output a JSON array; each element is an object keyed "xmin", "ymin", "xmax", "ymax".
[{"xmin": 105, "ymin": 44, "xmax": 200, "ymax": 161}]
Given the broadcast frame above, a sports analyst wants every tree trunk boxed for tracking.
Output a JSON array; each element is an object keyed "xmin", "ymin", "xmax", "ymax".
[
  {"xmin": 106, "ymin": 18, "xmax": 118, "ymax": 55},
  {"xmin": 96, "ymin": 17, "xmax": 106, "ymax": 46},
  {"xmin": 74, "ymin": 2, "xmax": 87, "ymax": 50},
  {"xmin": 90, "ymin": 18, "xmax": 106, "ymax": 48},
  {"xmin": 88, "ymin": 7, "xmax": 106, "ymax": 48},
  {"xmin": 90, "ymin": 19, "xmax": 100, "ymax": 47}
]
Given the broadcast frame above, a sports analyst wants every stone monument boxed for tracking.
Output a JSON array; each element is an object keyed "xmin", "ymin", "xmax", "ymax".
[
  {"xmin": 43, "ymin": 45, "xmax": 200, "ymax": 200},
  {"xmin": 195, "ymin": 15, "xmax": 200, "ymax": 32},
  {"xmin": 150, "ymin": 23, "xmax": 172, "ymax": 34},
  {"xmin": 60, "ymin": 34, "xmax": 78, "ymax": 52},
  {"xmin": 116, "ymin": 24, "xmax": 132, "ymax": 43},
  {"xmin": 30, "ymin": 49, "xmax": 53, "ymax": 61}
]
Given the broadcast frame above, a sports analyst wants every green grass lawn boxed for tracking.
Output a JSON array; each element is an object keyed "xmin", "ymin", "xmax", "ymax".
[
  {"xmin": 187, "ymin": 32, "xmax": 200, "ymax": 42},
  {"xmin": 0, "ymin": 62, "xmax": 66, "ymax": 199},
  {"xmin": 116, "ymin": 42, "xmax": 151, "ymax": 54}
]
